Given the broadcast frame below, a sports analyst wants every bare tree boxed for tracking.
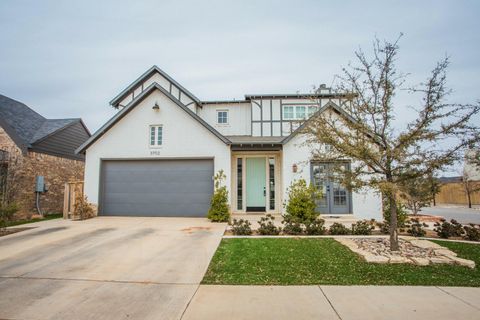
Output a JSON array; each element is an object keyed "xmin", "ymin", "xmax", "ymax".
[
  {"xmin": 304, "ymin": 36, "xmax": 480, "ymax": 250},
  {"xmin": 461, "ymin": 168, "xmax": 480, "ymax": 209},
  {"xmin": 398, "ymin": 173, "xmax": 440, "ymax": 215}
]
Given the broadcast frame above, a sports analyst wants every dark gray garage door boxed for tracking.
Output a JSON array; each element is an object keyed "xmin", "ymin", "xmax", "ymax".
[{"xmin": 100, "ymin": 159, "xmax": 214, "ymax": 217}]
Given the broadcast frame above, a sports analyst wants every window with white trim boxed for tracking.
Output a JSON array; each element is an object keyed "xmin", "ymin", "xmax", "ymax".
[
  {"xmin": 149, "ymin": 125, "xmax": 163, "ymax": 147},
  {"xmin": 217, "ymin": 110, "xmax": 228, "ymax": 124},
  {"xmin": 283, "ymin": 105, "xmax": 319, "ymax": 120}
]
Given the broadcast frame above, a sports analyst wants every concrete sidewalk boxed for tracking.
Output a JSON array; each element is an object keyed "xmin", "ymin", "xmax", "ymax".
[{"xmin": 182, "ymin": 285, "xmax": 480, "ymax": 320}]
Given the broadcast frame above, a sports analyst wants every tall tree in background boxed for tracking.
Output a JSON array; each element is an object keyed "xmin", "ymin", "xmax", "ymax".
[{"xmin": 305, "ymin": 36, "xmax": 480, "ymax": 250}]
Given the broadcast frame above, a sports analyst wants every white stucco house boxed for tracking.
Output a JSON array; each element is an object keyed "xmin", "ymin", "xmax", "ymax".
[{"xmin": 77, "ymin": 66, "xmax": 382, "ymax": 220}]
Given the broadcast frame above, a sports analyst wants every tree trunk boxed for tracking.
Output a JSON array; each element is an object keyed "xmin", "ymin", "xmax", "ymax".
[
  {"xmin": 467, "ymin": 191, "xmax": 472, "ymax": 209},
  {"xmin": 388, "ymin": 193, "xmax": 399, "ymax": 251}
]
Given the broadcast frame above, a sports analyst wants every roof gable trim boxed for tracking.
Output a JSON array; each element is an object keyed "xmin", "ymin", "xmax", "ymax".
[
  {"xmin": 109, "ymin": 66, "xmax": 201, "ymax": 107},
  {"xmin": 77, "ymin": 83, "xmax": 230, "ymax": 154}
]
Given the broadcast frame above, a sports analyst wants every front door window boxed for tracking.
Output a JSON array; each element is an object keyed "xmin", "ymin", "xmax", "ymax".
[{"xmin": 311, "ymin": 162, "xmax": 351, "ymax": 214}]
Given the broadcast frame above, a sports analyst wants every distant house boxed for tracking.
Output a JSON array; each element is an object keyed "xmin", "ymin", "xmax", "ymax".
[{"xmin": 0, "ymin": 94, "xmax": 91, "ymax": 217}]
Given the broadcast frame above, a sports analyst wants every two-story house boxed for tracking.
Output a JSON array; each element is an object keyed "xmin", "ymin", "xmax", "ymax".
[{"xmin": 77, "ymin": 66, "xmax": 382, "ymax": 220}]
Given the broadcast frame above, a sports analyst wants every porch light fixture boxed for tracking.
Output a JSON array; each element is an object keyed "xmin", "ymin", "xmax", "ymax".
[
  {"xmin": 152, "ymin": 102, "xmax": 160, "ymax": 111},
  {"xmin": 292, "ymin": 163, "xmax": 298, "ymax": 173}
]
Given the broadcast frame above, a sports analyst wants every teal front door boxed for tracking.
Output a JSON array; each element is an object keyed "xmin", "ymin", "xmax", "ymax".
[{"xmin": 246, "ymin": 157, "xmax": 266, "ymax": 211}]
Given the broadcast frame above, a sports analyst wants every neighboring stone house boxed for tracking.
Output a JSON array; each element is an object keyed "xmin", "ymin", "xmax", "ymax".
[{"xmin": 0, "ymin": 94, "xmax": 91, "ymax": 218}]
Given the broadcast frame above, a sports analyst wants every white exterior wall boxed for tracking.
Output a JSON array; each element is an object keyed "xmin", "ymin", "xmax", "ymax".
[
  {"xmin": 282, "ymin": 133, "xmax": 382, "ymax": 220},
  {"xmin": 197, "ymin": 103, "xmax": 251, "ymax": 136},
  {"xmin": 84, "ymin": 90, "xmax": 231, "ymax": 208}
]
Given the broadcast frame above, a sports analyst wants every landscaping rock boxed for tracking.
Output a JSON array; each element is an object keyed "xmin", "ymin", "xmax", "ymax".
[
  {"xmin": 410, "ymin": 257, "xmax": 430, "ymax": 266},
  {"xmin": 448, "ymin": 256, "xmax": 476, "ymax": 269},
  {"xmin": 335, "ymin": 237, "xmax": 475, "ymax": 267}
]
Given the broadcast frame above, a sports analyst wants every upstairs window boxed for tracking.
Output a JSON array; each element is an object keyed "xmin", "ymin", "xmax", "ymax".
[
  {"xmin": 149, "ymin": 125, "xmax": 163, "ymax": 147},
  {"xmin": 283, "ymin": 105, "xmax": 319, "ymax": 120},
  {"xmin": 217, "ymin": 110, "xmax": 228, "ymax": 124}
]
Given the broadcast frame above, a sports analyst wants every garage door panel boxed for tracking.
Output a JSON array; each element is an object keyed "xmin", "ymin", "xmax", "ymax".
[{"xmin": 101, "ymin": 159, "xmax": 214, "ymax": 217}]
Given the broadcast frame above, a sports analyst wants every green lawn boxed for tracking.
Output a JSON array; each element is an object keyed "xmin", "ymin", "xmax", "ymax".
[
  {"xmin": 202, "ymin": 238, "xmax": 480, "ymax": 286},
  {"xmin": 5, "ymin": 213, "xmax": 63, "ymax": 227}
]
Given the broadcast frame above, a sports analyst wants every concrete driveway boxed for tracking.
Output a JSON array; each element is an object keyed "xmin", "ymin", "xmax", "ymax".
[{"xmin": 0, "ymin": 217, "xmax": 226, "ymax": 320}]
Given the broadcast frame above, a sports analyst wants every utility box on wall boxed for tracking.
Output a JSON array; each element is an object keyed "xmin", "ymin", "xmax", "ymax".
[{"xmin": 35, "ymin": 176, "xmax": 48, "ymax": 193}]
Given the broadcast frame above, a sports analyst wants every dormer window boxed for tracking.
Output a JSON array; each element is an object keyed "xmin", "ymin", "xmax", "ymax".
[{"xmin": 217, "ymin": 110, "xmax": 228, "ymax": 124}]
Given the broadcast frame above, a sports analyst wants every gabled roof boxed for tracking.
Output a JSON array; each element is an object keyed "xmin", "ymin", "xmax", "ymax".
[
  {"xmin": 110, "ymin": 65, "xmax": 201, "ymax": 108},
  {"xmin": 0, "ymin": 94, "xmax": 91, "ymax": 155},
  {"xmin": 77, "ymin": 83, "xmax": 231, "ymax": 154},
  {"xmin": 281, "ymin": 101, "xmax": 357, "ymax": 144}
]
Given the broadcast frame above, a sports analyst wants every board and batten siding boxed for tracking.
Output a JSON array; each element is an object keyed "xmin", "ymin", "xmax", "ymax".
[
  {"xmin": 197, "ymin": 103, "xmax": 251, "ymax": 136},
  {"xmin": 84, "ymin": 89, "xmax": 231, "ymax": 210},
  {"xmin": 31, "ymin": 121, "xmax": 90, "ymax": 160},
  {"xmin": 250, "ymin": 97, "xmax": 350, "ymax": 137}
]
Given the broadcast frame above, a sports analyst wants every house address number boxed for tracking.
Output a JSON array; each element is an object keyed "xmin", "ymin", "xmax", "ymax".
[{"xmin": 150, "ymin": 150, "xmax": 161, "ymax": 156}]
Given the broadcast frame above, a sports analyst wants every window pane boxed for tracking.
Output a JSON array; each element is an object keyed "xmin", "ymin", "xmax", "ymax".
[
  {"xmin": 296, "ymin": 106, "xmax": 306, "ymax": 119},
  {"xmin": 237, "ymin": 158, "xmax": 242, "ymax": 210},
  {"xmin": 150, "ymin": 127, "xmax": 155, "ymax": 145},
  {"xmin": 157, "ymin": 126, "xmax": 163, "ymax": 145},
  {"xmin": 283, "ymin": 106, "xmax": 294, "ymax": 120},
  {"xmin": 217, "ymin": 111, "xmax": 228, "ymax": 124},
  {"xmin": 269, "ymin": 157, "xmax": 275, "ymax": 210},
  {"xmin": 307, "ymin": 106, "xmax": 318, "ymax": 117}
]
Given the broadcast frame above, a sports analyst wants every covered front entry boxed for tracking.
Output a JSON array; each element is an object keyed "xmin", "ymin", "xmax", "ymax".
[
  {"xmin": 232, "ymin": 152, "xmax": 280, "ymax": 213},
  {"xmin": 100, "ymin": 159, "xmax": 214, "ymax": 217},
  {"xmin": 311, "ymin": 161, "xmax": 352, "ymax": 215}
]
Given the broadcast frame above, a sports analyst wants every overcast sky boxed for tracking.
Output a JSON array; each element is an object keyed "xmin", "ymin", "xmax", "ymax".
[{"xmin": 1, "ymin": 0, "xmax": 479, "ymax": 147}]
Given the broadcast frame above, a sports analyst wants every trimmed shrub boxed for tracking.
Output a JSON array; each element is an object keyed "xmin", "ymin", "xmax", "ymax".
[
  {"xmin": 305, "ymin": 219, "xmax": 326, "ymax": 235},
  {"xmin": 230, "ymin": 219, "xmax": 252, "ymax": 235},
  {"xmin": 351, "ymin": 220, "xmax": 374, "ymax": 235},
  {"xmin": 284, "ymin": 179, "xmax": 320, "ymax": 224},
  {"xmin": 329, "ymin": 222, "xmax": 350, "ymax": 235},
  {"xmin": 406, "ymin": 218, "xmax": 427, "ymax": 237},
  {"xmin": 0, "ymin": 202, "xmax": 18, "ymax": 231},
  {"xmin": 383, "ymin": 198, "xmax": 408, "ymax": 228},
  {"xmin": 207, "ymin": 170, "xmax": 230, "ymax": 222},
  {"xmin": 257, "ymin": 214, "xmax": 281, "ymax": 235},
  {"xmin": 282, "ymin": 215, "xmax": 303, "ymax": 235},
  {"xmin": 463, "ymin": 224, "xmax": 480, "ymax": 242},
  {"xmin": 434, "ymin": 219, "xmax": 464, "ymax": 239}
]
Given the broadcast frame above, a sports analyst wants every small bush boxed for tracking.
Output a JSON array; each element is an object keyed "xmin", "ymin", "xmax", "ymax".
[
  {"xmin": 305, "ymin": 219, "xmax": 326, "ymax": 235},
  {"xmin": 0, "ymin": 202, "xmax": 18, "ymax": 231},
  {"xmin": 257, "ymin": 214, "xmax": 281, "ymax": 235},
  {"xmin": 329, "ymin": 222, "xmax": 350, "ymax": 235},
  {"xmin": 377, "ymin": 221, "xmax": 390, "ymax": 234},
  {"xmin": 207, "ymin": 170, "xmax": 230, "ymax": 222},
  {"xmin": 383, "ymin": 199, "xmax": 408, "ymax": 228},
  {"xmin": 230, "ymin": 219, "xmax": 252, "ymax": 235},
  {"xmin": 74, "ymin": 196, "xmax": 95, "ymax": 220},
  {"xmin": 351, "ymin": 220, "xmax": 374, "ymax": 235},
  {"xmin": 434, "ymin": 219, "xmax": 464, "ymax": 239},
  {"xmin": 282, "ymin": 216, "xmax": 303, "ymax": 235},
  {"xmin": 406, "ymin": 218, "xmax": 427, "ymax": 237},
  {"xmin": 463, "ymin": 224, "xmax": 480, "ymax": 242},
  {"xmin": 284, "ymin": 179, "xmax": 320, "ymax": 224}
]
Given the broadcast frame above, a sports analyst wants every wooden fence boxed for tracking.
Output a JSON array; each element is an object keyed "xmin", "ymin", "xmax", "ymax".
[
  {"xmin": 435, "ymin": 182, "xmax": 480, "ymax": 206},
  {"xmin": 63, "ymin": 181, "xmax": 84, "ymax": 219}
]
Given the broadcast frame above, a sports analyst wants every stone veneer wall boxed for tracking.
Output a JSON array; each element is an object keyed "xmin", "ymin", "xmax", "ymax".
[{"xmin": 0, "ymin": 127, "xmax": 84, "ymax": 218}]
